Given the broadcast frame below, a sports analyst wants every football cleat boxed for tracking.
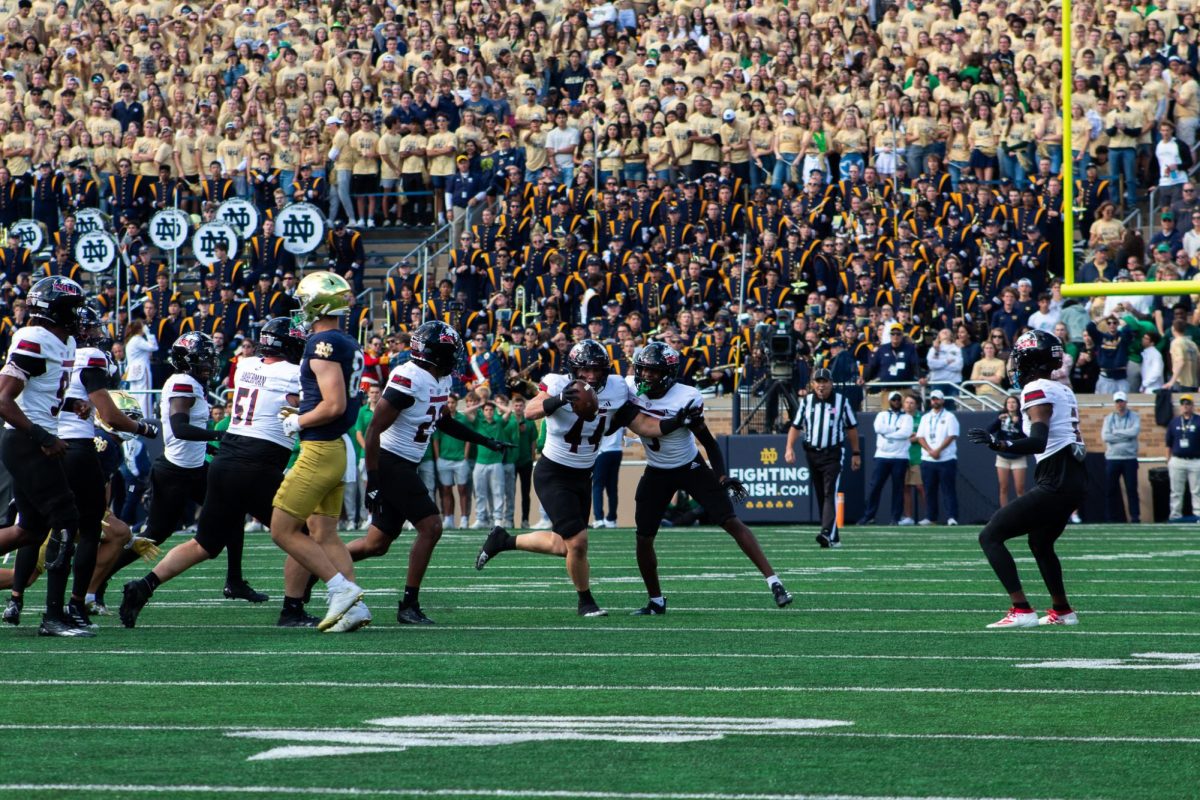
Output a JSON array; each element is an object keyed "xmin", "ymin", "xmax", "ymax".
[
  {"xmin": 474, "ymin": 525, "xmax": 509, "ymax": 571},
  {"xmin": 326, "ymin": 600, "xmax": 372, "ymax": 633},
  {"xmin": 631, "ymin": 599, "xmax": 666, "ymax": 616},
  {"xmin": 986, "ymin": 607, "xmax": 1040, "ymax": 629},
  {"xmin": 1039, "ymin": 609, "xmax": 1079, "ymax": 626},
  {"xmin": 815, "ymin": 532, "xmax": 842, "ymax": 549},
  {"xmin": 277, "ymin": 606, "xmax": 319, "ymax": 628},
  {"xmin": 67, "ymin": 600, "xmax": 97, "ymax": 630},
  {"xmin": 317, "ymin": 580, "xmax": 364, "ymax": 631},
  {"xmin": 578, "ymin": 600, "xmax": 608, "ymax": 617},
  {"xmin": 87, "ymin": 600, "xmax": 109, "ymax": 617},
  {"xmin": 396, "ymin": 601, "xmax": 435, "ymax": 625},
  {"xmin": 223, "ymin": 581, "xmax": 269, "ymax": 603},
  {"xmin": 2, "ymin": 596, "xmax": 21, "ymax": 626},
  {"xmin": 119, "ymin": 579, "xmax": 153, "ymax": 628},
  {"xmin": 772, "ymin": 583, "xmax": 794, "ymax": 608},
  {"xmin": 38, "ymin": 613, "xmax": 95, "ymax": 638}
]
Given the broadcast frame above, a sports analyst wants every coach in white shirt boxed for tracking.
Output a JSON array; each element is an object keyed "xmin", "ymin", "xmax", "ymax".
[
  {"xmin": 858, "ymin": 390, "xmax": 915, "ymax": 525},
  {"xmin": 916, "ymin": 389, "xmax": 960, "ymax": 525}
]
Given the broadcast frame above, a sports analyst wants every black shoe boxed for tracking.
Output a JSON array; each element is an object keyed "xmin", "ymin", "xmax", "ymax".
[
  {"xmin": 38, "ymin": 613, "xmax": 95, "ymax": 638},
  {"xmin": 2, "ymin": 596, "xmax": 21, "ymax": 626},
  {"xmin": 815, "ymin": 533, "xmax": 832, "ymax": 548},
  {"xmin": 475, "ymin": 525, "xmax": 509, "ymax": 570},
  {"xmin": 396, "ymin": 601, "xmax": 434, "ymax": 625},
  {"xmin": 119, "ymin": 579, "xmax": 152, "ymax": 629},
  {"xmin": 772, "ymin": 583, "xmax": 794, "ymax": 608},
  {"xmin": 223, "ymin": 581, "xmax": 269, "ymax": 603},
  {"xmin": 67, "ymin": 600, "xmax": 97, "ymax": 630},
  {"xmin": 856, "ymin": 517, "xmax": 874, "ymax": 526},
  {"xmin": 578, "ymin": 599, "xmax": 608, "ymax": 617},
  {"xmin": 302, "ymin": 573, "xmax": 319, "ymax": 604},
  {"xmin": 631, "ymin": 599, "xmax": 666, "ymax": 616},
  {"xmin": 276, "ymin": 607, "xmax": 319, "ymax": 627}
]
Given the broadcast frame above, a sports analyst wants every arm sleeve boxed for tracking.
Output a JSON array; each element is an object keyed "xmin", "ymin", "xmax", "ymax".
[
  {"xmin": 4, "ymin": 352, "xmax": 46, "ymax": 378},
  {"xmin": 382, "ymin": 387, "xmax": 416, "ymax": 411},
  {"xmin": 608, "ymin": 402, "xmax": 640, "ymax": 430},
  {"xmin": 79, "ymin": 366, "xmax": 108, "ymax": 394},
  {"xmin": 693, "ymin": 423, "xmax": 726, "ymax": 477},
  {"xmin": 435, "ymin": 413, "xmax": 495, "ymax": 446},
  {"xmin": 1001, "ymin": 421, "xmax": 1047, "ymax": 455},
  {"xmin": 169, "ymin": 412, "xmax": 221, "ymax": 441}
]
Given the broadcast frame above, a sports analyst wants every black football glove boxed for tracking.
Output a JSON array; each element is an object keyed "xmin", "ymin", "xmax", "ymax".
[
  {"xmin": 483, "ymin": 438, "xmax": 515, "ymax": 452},
  {"xmin": 967, "ymin": 427, "xmax": 1003, "ymax": 451},
  {"xmin": 720, "ymin": 476, "xmax": 748, "ymax": 502},
  {"xmin": 365, "ymin": 469, "xmax": 380, "ymax": 514},
  {"xmin": 137, "ymin": 420, "xmax": 160, "ymax": 439},
  {"xmin": 559, "ymin": 382, "xmax": 581, "ymax": 405}
]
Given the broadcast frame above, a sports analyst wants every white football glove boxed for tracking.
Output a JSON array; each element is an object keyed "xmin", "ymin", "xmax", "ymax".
[{"xmin": 279, "ymin": 407, "xmax": 302, "ymax": 437}]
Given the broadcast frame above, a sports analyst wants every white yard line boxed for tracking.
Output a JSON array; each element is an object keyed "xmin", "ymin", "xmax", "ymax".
[
  {"xmin": 0, "ymin": 784, "xmax": 1079, "ymax": 800},
  {"xmin": 3, "ymin": 678, "xmax": 1199, "ymax": 697}
]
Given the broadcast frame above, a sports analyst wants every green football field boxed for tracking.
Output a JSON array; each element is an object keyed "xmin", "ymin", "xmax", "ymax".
[{"xmin": 1, "ymin": 523, "xmax": 1198, "ymax": 800}]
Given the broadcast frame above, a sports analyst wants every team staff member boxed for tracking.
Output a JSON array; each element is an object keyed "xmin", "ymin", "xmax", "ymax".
[
  {"xmin": 1166, "ymin": 394, "xmax": 1200, "ymax": 521},
  {"xmin": 858, "ymin": 390, "xmax": 913, "ymax": 525},
  {"xmin": 784, "ymin": 367, "xmax": 861, "ymax": 549}
]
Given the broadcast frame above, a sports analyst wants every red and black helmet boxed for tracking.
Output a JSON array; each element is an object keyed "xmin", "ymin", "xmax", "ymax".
[
  {"xmin": 633, "ymin": 341, "xmax": 680, "ymax": 397},
  {"xmin": 567, "ymin": 339, "xmax": 610, "ymax": 389},
  {"xmin": 410, "ymin": 320, "xmax": 462, "ymax": 376},
  {"xmin": 27, "ymin": 276, "xmax": 85, "ymax": 334}
]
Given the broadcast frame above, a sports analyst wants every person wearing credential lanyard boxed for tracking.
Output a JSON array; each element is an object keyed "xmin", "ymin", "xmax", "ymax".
[
  {"xmin": 858, "ymin": 390, "xmax": 914, "ymax": 525},
  {"xmin": 916, "ymin": 389, "xmax": 960, "ymax": 526},
  {"xmin": 784, "ymin": 368, "xmax": 861, "ymax": 549},
  {"xmin": 1166, "ymin": 393, "xmax": 1200, "ymax": 521}
]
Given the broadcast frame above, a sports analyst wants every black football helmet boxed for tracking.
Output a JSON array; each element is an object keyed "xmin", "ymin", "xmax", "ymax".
[
  {"xmin": 567, "ymin": 339, "xmax": 610, "ymax": 389},
  {"xmin": 169, "ymin": 331, "xmax": 219, "ymax": 380},
  {"xmin": 410, "ymin": 320, "xmax": 462, "ymax": 376},
  {"xmin": 1008, "ymin": 329, "xmax": 1063, "ymax": 388},
  {"xmin": 633, "ymin": 341, "xmax": 681, "ymax": 397},
  {"xmin": 27, "ymin": 276, "xmax": 85, "ymax": 334},
  {"xmin": 76, "ymin": 305, "xmax": 110, "ymax": 348},
  {"xmin": 258, "ymin": 317, "xmax": 307, "ymax": 364}
]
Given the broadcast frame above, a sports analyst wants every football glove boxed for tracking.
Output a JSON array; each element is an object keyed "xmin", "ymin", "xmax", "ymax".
[
  {"xmin": 559, "ymin": 382, "xmax": 581, "ymax": 405},
  {"xmin": 365, "ymin": 470, "xmax": 380, "ymax": 514},
  {"xmin": 967, "ymin": 427, "xmax": 1003, "ymax": 451},
  {"xmin": 129, "ymin": 536, "xmax": 162, "ymax": 563},
  {"xmin": 720, "ymin": 476, "xmax": 748, "ymax": 502},
  {"xmin": 483, "ymin": 438, "xmax": 515, "ymax": 452},
  {"xmin": 137, "ymin": 420, "xmax": 160, "ymax": 439},
  {"xmin": 279, "ymin": 408, "xmax": 302, "ymax": 437}
]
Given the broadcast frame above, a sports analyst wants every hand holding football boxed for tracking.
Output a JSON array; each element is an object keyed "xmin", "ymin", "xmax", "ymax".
[{"xmin": 569, "ymin": 379, "xmax": 598, "ymax": 420}]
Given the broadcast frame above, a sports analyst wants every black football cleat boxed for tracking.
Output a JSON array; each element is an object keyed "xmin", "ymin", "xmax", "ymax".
[
  {"xmin": 396, "ymin": 601, "xmax": 434, "ymax": 625},
  {"xmin": 223, "ymin": 581, "xmax": 269, "ymax": 603},
  {"xmin": 2, "ymin": 596, "xmax": 21, "ymax": 626},
  {"xmin": 815, "ymin": 532, "xmax": 832, "ymax": 548},
  {"xmin": 67, "ymin": 600, "xmax": 97, "ymax": 630},
  {"xmin": 772, "ymin": 583, "xmax": 794, "ymax": 608},
  {"xmin": 38, "ymin": 613, "xmax": 95, "ymax": 638},
  {"xmin": 578, "ymin": 599, "xmax": 608, "ymax": 617},
  {"xmin": 276, "ymin": 606, "xmax": 319, "ymax": 628},
  {"xmin": 475, "ymin": 525, "xmax": 509, "ymax": 570},
  {"xmin": 631, "ymin": 599, "xmax": 667, "ymax": 616},
  {"xmin": 119, "ymin": 579, "xmax": 153, "ymax": 629}
]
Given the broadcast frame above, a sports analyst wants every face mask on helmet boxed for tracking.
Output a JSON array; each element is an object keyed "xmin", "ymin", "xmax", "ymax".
[
  {"xmin": 634, "ymin": 364, "xmax": 669, "ymax": 397},
  {"xmin": 99, "ymin": 390, "xmax": 143, "ymax": 441}
]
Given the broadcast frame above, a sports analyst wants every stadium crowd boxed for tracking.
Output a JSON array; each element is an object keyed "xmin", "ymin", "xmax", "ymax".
[{"xmin": 0, "ymin": 0, "xmax": 1198, "ymax": 530}]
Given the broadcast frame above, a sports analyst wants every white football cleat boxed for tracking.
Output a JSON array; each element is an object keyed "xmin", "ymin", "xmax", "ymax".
[
  {"xmin": 946, "ymin": 518, "xmax": 958, "ymax": 526},
  {"xmin": 898, "ymin": 517, "xmax": 915, "ymax": 526},
  {"xmin": 986, "ymin": 607, "xmax": 1040, "ymax": 629},
  {"xmin": 918, "ymin": 518, "xmax": 932, "ymax": 526},
  {"xmin": 318, "ymin": 580, "xmax": 364, "ymax": 631},
  {"xmin": 458, "ymin": 516, "xmax": 470, "ymax": 529},
  {"xmin": 1039, "ymin": 609, "xmax": 1079, "ymax": 626},
  {"xmin": 325, "ymin": 600, "xmax": 372, "ymax": 633}
]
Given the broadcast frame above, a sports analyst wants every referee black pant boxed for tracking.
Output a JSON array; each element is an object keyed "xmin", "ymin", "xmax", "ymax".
[{"xmin": 806, "ymin": 447, "xmax": 843, "ymax": 540}]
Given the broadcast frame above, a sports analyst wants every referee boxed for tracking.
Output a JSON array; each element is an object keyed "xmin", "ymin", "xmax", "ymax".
[{"xmin": 784, "ymin": 368, "xmax": 861, "ymax": 548}]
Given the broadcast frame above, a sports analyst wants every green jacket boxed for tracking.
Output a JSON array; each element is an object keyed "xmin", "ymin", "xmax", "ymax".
[
  {"xmin": 352, "ymin": 404, "xmax": 373, "ymax": 459},
  {"xmin": 469, "ymin": 412, "xmax": 516, "ymax": 465},
  {"xmin": 510, "ymin": 415, "xmax": 538, "ymax": 466}
]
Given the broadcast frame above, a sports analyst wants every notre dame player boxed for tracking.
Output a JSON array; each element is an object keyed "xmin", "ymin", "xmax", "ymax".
[
  {"xmin": 475, "ymin": 339, "xmax": 695, "ymax": 617},
  {"xmin": 271, "ymin": 272, "xmax": 367, "ymax": 632},
  {"xmin": 967, "ymin": 330, "xmax": 1088, "ymax": 629},
  {"xmin": 0, "ymin": 277, "xmax": 89, "ymax": 637},
  {"xmin": 335, "ymin": 320, "xmax": 514, "ymax": 626},
  {"xmin": 618, "ymin": 342, "xmax": 793, "ymax": 614},
  {"xmin": 119, "ymin": 318, "xmax": 307, "ymax": 629}
]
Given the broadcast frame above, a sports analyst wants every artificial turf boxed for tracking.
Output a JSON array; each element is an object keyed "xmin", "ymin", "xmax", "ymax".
[{"xmin": 1, "ymin": 524, "xmax": 1198, "ymax": 800}]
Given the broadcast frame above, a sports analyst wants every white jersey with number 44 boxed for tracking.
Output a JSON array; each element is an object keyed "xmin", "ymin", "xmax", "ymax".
[
  {"xmin": 380, "ymin": 360, "xmax": 452, "ymax": 462},
  {"xmin": 626, "ymin": 377, "xmax": 701, "ymax": 469},
  {"xmin": 1020, "ymin": 378, "xmax": 1083, "ymax": 463},
  {"xmin": 540, "ymin": 372, "xmax": 629, "ymax": 469},
  {"xmin": 228, "ymin": 356, "xmax": 302, "ymax": 450}
]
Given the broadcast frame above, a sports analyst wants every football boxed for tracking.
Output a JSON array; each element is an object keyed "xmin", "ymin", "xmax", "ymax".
[{"xmin": 570, "ymin": 379, "xmax": 599, "ymax": 420}]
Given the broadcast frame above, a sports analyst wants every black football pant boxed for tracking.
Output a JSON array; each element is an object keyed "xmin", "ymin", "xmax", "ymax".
[
  {"xmin": 806, "ymin": 447, "xmax": 843, "ymax": 540},
  {"xmin": 978, "ymin": 450, "xmax": 1087, "ymax": 599}
]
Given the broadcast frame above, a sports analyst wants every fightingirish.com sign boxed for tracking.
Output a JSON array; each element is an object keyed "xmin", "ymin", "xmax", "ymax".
[{"xmin": 722, "ymin": 435, "xmax": 818, "ymax": 523}]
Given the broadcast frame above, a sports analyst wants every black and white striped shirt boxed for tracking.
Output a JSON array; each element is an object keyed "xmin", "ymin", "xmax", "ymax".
[{"xmin": 792, "ymin": 392, "xmax": 857, "ymax": 450}]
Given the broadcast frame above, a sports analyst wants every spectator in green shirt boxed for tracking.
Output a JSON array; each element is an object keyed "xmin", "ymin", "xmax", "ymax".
[
  {"xmin": 500, "ymin": 395, "xmax": 539, "ymax": 528},
  {"xmin": 465, "ymin": 398, "xmax": 516, "ymax": 528},
  {"xmin": 345, "ymin": 383, "xmax": 380, "ymax": 530},
  {"xmin": 433, "ymin": 394, "xmax": 472, "ymax": 529}
]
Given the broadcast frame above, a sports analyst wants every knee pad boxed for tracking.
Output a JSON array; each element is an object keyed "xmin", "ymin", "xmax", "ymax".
[{"xmin": 43, "ymin": 528, "xmax": 77, "ymax": 573}]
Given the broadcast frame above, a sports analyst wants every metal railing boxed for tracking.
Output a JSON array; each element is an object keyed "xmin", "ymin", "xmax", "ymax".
[{"xmin": 383, "ymin": 219, "xmax": 451, "ymax": 330}]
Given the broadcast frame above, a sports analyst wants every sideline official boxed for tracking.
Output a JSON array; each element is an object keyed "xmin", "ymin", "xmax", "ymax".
[{"xmin": 784, "ymin": 368, "xmax": 861, "ymax": 548}]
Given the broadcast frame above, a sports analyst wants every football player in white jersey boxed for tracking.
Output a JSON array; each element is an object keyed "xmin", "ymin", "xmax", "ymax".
[
  {"xmin": 92, "ymin": 332, "xmax": 224, "ymax": 593},
  {"xmin": 330, "ymin": 321, "xmax": 513, "ymax": 626},
  {"xmin": 967, "ymin": 330, "xmax": 1089, "ymax": 629},
  {"xmin": 615, "ymin": 343, "xmax": 794, "ymax": 614},
  {"xmin": 119, "ymin": 319, "xmax": 308, "ymax": 629},
  {"xmin": 475, "ymin": 339, "xmax": 698, "ymax": 617},
  {"xmin": 0, "ymin": 277, "xmax": 90, "ymax": 637}
]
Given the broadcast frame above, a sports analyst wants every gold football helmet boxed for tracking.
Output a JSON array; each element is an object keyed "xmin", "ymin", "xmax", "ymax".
[
  {"xmin": 296, "ymin": 271, "xmax": 353, "ymax": 322},
  {"xmin": 98, "ymin": 390, "xmax": 143, "ymax": 441}
]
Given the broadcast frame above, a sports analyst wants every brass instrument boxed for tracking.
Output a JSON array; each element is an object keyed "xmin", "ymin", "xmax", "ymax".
[
  {"xmin": 646, "ymin": 280, "xmax": 661, "ymax": 320},
  {"xmin": 506, "ymin": 349, "xmax": 543, "ymax": 398},
  {"xmin": 954, "ymin": 290, "xmax": 965, "ymax": 328},
  {"xmin": 515, "ymin": 285, "xmax": 528, "ymax": 327}
]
